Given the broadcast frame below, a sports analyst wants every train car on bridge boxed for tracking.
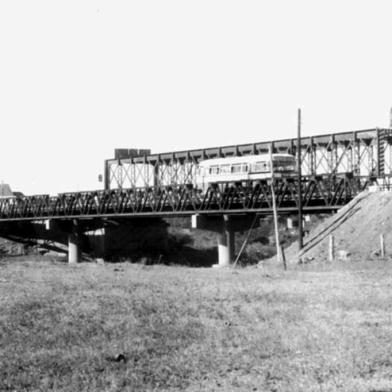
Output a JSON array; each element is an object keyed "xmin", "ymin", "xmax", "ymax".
[{"xmin": 197, "ymin": 153, "xmax": 296, "ymax": 190}]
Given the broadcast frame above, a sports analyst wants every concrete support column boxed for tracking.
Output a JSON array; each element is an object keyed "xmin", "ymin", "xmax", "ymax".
[
  {"xmin": 68, "ymin": 233, "xmax": 80, "ymax": 263},
  {"xmin": 216, "ymin": 215, "xmax": 235, "ymax": 267},
  {"xmin": 287, "ymin": 217, "xmax": 293, "ymax": 229},
  {"xmin": 68, "ymin": 221, "xmax": 80, "ymax": 264}
]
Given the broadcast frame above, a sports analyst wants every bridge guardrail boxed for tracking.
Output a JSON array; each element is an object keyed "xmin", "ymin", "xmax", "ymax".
[{"xmin": 0, "ymin": 174, "xmax": 373, "ymax": 221}]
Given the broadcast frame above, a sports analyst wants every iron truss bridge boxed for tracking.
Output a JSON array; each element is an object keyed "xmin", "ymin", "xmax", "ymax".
[
  {"xmin": 105, "ymin": 128, "xmax": 392, "ymax": 189},
  {"xmin": 0, "ymin": 174, "xmax": 372, "ymax": 222}
]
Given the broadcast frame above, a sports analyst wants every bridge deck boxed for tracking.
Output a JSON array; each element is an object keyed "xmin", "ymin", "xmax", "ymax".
[{"xmin": 0, "ymin": 175, "xmax": 371, "ymax": 222}]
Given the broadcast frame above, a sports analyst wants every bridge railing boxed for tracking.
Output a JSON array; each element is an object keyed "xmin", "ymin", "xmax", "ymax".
[{"xmin": 0, "ymin": 174, "xmax": 372, "ymax": 221}]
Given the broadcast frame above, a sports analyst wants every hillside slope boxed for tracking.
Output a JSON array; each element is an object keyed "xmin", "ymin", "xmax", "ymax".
[{"xmin": 279, "ymin": 190, "xmax": 392, "ymax": 263}]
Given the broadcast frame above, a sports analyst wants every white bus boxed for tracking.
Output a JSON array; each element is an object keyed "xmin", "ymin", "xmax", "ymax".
[{"xmin": 197, "ymin": 153, "xmax": 296, "ymax": 189}]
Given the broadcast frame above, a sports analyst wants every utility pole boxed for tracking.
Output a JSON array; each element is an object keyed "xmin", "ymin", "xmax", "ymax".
[
  {"xmin": 297, "ymin": 108, "xmax": 303, "ymax": 250},
  {"xmin": 270, "ymin": 146, "xmax": 286, "ymax": 269}
]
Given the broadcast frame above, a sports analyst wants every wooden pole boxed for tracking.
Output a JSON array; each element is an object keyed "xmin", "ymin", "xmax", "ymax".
[
  {"xmin": 280, "ymin": 245, "xmax": 286, "ymax": 264},
  {"xmin": 380, "ymin": 234, "xmax": 385, "ymax": 258},
  {"xmin": 270, "ymin": 146, "xmax": 286, "ymax": 269},
  {"xmin": 297, "ymin": 108, "xmax": 303, "ymax": 250},
  {"xmin": 328, "ymin": 234, "xmax": 334, "ymax": 262}
]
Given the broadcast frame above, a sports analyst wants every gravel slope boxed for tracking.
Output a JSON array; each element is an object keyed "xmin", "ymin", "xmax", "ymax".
[{"xmin": 270, "ymin": 190, "xmax": 392, "ymax": 264}]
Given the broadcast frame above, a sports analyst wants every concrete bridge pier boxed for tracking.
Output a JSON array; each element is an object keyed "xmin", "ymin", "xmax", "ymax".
[
  {"xmin": 192, "ymin": 214, "xmax": 258, "ymax": 267},
  {"xmin": 68, "ymin": 221, "xmax": 80, "ymax": 264},
  {"xmin": 217, "ymin": 215, "xmax": 235, "ymax": 267}
]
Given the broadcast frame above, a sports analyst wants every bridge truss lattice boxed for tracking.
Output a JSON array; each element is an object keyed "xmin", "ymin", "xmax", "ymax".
[
  {"xmin": 0, "ymin": 174, "xmax": 373, "ymax": 221},
  {"xmin": 106, "ymin": 128, "xmax": 392, "ymax": 189}
]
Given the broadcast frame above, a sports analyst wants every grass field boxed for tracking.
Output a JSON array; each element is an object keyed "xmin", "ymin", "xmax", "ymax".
[{"xmin": 1, "ymin": 259, "xmax": 392, "ymax": 391}]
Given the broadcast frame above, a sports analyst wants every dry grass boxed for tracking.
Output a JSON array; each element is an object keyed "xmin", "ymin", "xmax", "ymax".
[{"xmin": 1, "ymin": 259, "xmax": 392, "ymax": 391}]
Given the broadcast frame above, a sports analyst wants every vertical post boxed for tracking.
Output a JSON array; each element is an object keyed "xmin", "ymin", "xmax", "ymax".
[
  {"xmin": 270, "ymin": 147, "xmax": 285, "ymax": 269},
  {"xmin": 68, "ymin": 220, "xmax": 80, "ymax": 264},
  {"xmin": 380, "ymin": 234, "xmax": 385, "ymax": 259},
  {"xmin": 332, "ymin": 134, "xmax": 338, "ymax": 173},
  {"xmin": 287, "ymin": 217, "xmax": 293, "ymax": 229},
  {"xmin": 297, "ymin": 108, "xmax": 303, "ymax": 250},
  {"xmin": 354, "ymin": 131, "xmax": 360, "ymax": 176},
  {"xmin": 328, "ymin": 234, "xmax": 334, "ymax": 262},
  {"xmin": 280, "ymin": 245, "xmax": 286, "ymax": 264},
  {"xmin": 310, "ymin": 137, "xmax": 315, "ymax": 175},
  {"xmin": 217, "ymin": 232, "xmax": 230, "ymax": 266},
  {"xmin": 153, "ymin": 159, "xmax": 160, "ymax": 188},
  {"xmin": 104, "ymin": 160, "xmax": 110, "ymax": 191},
  {"xmin": 216, "ymin": 215, "xmax": 235, "ymax": 267},
  {"xmin": 377, "ymin": 128, "xmax": 382, "ymax": 177},
  {"xmin": 228, "ymin": 225, "xmax": 235, "ymax": 261}
]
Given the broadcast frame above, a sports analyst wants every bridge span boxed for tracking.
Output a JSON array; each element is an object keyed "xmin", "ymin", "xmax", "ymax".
[
  {"xmin": 105, "ymin": 128, "xmax": 392, "ymax": 189},
  {"xmin": 0, "ymin": 174, "xmax": 370, "ymax": 221},
  {"xmin": 1, "ymin": 127, "xmax": 391, "ymax": 265}
]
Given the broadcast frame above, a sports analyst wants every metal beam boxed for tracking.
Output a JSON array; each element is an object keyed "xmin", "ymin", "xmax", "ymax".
[
  {"xmin": 106, "ymin": 128, "xmax": 392, "ymax": 189},
  {"xmin": 0, "ymin": 174, "xmax": 371, "ymax": 222}
]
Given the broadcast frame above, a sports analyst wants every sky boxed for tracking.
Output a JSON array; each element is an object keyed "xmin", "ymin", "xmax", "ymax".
[{"xmin": 1, "ymin": 0, "xmax": 392, "ymax": 195}]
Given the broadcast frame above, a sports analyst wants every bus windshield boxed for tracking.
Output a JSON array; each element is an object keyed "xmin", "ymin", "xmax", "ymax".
[{"xmin": 272, "ymin": 157, "xmax": 296, "ymax": 172}]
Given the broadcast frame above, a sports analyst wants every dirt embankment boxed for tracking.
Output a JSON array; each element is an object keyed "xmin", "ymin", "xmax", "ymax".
[
  {"xmin": 281, "ymin": 190, "xmax": 392, "ymax": 264},
  {"xmin": 0, "ymin": 238, "xmax": 25, "ymax": 257}
]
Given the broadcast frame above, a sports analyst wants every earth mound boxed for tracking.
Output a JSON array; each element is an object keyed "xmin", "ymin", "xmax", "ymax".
[{"xmin": 280, "ymin": 190, "xmax": 392, "ymax": 264}]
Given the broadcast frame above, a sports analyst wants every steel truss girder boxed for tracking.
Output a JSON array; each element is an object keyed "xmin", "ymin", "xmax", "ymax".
[
  {"xmin": 106, "ymin": 128, "xmax": 392, "ymax": 189},
  {"xmin": 0, "ymin": 175, "xmax": 371, "ymax": 221}
]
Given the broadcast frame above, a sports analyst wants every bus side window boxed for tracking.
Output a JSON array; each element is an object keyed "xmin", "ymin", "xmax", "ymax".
[
  {"xmin": 231, "ymin": 164, "xmax": 242, "ymax": 173},
  {"xmin": 252, "ymin": 161, "xmax": 269, "ymax": 172},
  {"xmin": 209, "ymin": 166, "xmax": 219, "ymax": 175},
  {"xmin": 220, "ymin": 164, "xmax": 230, "ymax": 174}
]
